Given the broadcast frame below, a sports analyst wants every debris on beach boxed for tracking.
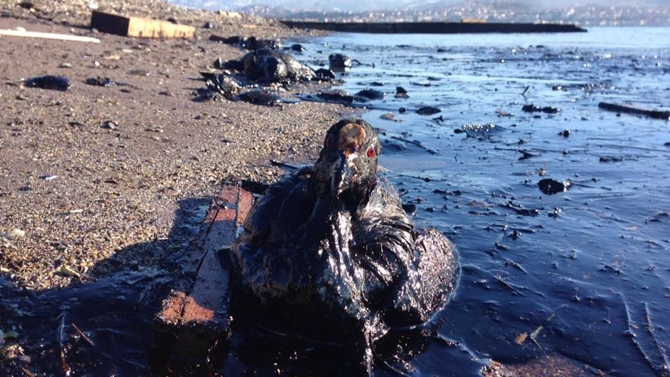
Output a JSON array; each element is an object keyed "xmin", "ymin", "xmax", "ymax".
[
  {"xmin": 24, "ymin": 75, "xmax": 71, "ymax": 91},
  {"xmin": 90, "ymin": 10, "xmax": 195, "ymax": 39},
  {"xmin": 221, "ymin": 48, "xmax": 316, "ymax": 83},
  {"xmin": 209, "ymin": 34, "xmax": 281, "ymax": 50}
]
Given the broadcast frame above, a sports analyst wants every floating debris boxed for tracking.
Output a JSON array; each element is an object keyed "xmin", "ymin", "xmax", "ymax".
[
  {"xmin": 598, "ymin": 102, "xmax": 670, "ymax": 120},
  {"xmin": 522, "ymin": 104, "xmax": 560, "ymax": 114},
  {"xmin": 538, "ymin": 178, "xmax": 570, "ymax": 195}
]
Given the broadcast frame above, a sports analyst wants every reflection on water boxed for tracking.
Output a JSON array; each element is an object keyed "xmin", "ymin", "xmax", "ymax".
[{"xmin": 292, "ymin": 26, "xmax": 670, "ymax": 376}]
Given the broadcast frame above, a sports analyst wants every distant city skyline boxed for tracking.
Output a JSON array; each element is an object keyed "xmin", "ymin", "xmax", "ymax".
[
  {"xmin": 166, "ymin": 0, "xmax": 670, "ymax": 26},
  {"xmin": 171, "ymin": 0, "xmax": 669, "ymax": 12}
]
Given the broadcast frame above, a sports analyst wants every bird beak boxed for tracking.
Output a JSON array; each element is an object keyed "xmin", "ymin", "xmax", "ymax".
[{"xmin": 332, "ymin": 152, "xmax": 358, "ymax": 197}]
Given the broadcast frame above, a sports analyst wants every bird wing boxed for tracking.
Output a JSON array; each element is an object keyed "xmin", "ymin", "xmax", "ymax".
[
  {"xmin": 352, "ymin": 178, "xmax": 459, "ymax": 327},
  {"xmin": 232, "ymin": 167, "xmax": 314, "ymax": 299}
]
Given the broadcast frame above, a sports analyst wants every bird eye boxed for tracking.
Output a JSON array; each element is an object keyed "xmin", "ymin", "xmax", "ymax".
[{"xmin": 366, "ymin": 146, "xmax": 377, "ymax": 158}]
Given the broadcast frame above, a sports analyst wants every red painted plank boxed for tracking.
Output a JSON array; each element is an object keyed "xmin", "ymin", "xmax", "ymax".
[{"xmin": 152, "ymin": 183, "xmax": 253, "ymax": 366}]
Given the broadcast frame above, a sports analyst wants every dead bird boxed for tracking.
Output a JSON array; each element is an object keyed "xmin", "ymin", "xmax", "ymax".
[{"xmin": 229, "ymin": 118, "xmax": 459, "ymax": 374}]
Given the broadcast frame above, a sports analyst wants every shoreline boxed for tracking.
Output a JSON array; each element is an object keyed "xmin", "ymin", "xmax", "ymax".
[{"xmin": 281, "ymin": 20, "xmax": 587, "ymax": 34}]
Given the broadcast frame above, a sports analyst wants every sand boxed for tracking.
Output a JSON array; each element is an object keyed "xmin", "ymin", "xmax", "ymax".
[{"xmin": 0, "ymin": 1, "xmax": 357, "ymax": 291}]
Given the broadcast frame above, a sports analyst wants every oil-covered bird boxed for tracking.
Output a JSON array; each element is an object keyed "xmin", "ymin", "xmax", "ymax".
[{"xmin": 229, "ymin": 118, "xmax": 459, "ymax": 373}]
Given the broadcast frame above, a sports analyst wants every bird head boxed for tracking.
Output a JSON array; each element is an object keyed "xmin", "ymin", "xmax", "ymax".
[{"xmin": 313, "ymin": 119, "xmax": 381, "ymax": 210}]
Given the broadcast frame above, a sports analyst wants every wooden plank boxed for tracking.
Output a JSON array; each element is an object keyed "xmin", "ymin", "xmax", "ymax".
[
  {"xmin": 151, "ymin": 184, "xmax": 252, "ymax": 369},
  {"xmin": 91, "ymin": 10, "xmax": 195, "ymax": 39},
  {"xmin": 0, "ymin": 29, "xmax": 101, "ymax": 43},
  {"xmin": 598, "ymin": 102, "xmax": 670, "ymax": 120}
]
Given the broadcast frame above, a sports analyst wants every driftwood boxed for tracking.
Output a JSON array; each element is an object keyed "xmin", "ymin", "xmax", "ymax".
[
  {"xmin": 0, "ymin": 29, "xmax": 101, "ymax": 43},
  {"xmin": 152, "ymin": 184, "xmax": 253, "ymax": 371},
  {"xmin": 598, "ymin": 102, "xmax": 670, "ymax": 120},
  {"xmin": 91, "ymin": 10, "xmax": 195, "ymax": 38}
]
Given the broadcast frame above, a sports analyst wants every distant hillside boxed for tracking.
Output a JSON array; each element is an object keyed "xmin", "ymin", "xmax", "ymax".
[{"xmin": 165, "ymin": 0, "xmax": 670, "ymax": 26}]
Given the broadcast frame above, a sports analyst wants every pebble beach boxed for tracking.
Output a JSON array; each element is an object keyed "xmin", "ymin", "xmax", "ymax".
[{"xmin": 0, "ymin": 0, "xmax": 355, "ymax": 290}]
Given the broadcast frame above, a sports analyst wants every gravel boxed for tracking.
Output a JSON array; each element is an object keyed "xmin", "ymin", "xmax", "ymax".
[{"xmin": 0, "ymin": 1, "xmax": 356, "ymax": 290}]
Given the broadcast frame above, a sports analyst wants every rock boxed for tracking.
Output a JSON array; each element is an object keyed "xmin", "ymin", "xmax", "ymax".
[
  {"xmin": 102, "ymin": 120, "xmax": 117, "ymax": 130},
  {"xmin": 538, "ymin": 179, "xmax": 570, "ymax": 195},
  {"xmin": 314, "ymin": 68, "xmax": 335, "ymax": 80},
  {"xmin": 395, "ymin": 86, "xmax": 409, "ymax": 98},
  {"xmin": 355, "ymin": 88, "xmax": 384, "ymax": 101},
  {"xmin": 4, "ymin": 228, "xmax": 25, "ymax": 240},
  {"xmin": 24, "ymin": 75, "xmax": 71, "ymax": 91},
  {"xmin": 416, "ymin": 106, "xmax": 441, "ymax": 115},
  {"xmin": 233, "ymin": 89, "xmax": 283, "ymax": 106},
  {"xmin": 380, "ymin": 113, "xmax": 397, "ymax": 121},
  {"xmin": 85, "ymin": 77, "xmax": 115, "ymax": 87},
  {"xmin": 328, "ymin": 53, "xmax": 351, "ymax": 71},
  {"xmin": 289, "ymin": 44, "xmax": 305, "ymax": 53}
]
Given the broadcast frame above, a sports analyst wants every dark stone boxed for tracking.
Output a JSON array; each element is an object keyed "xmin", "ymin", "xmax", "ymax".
[
  {"xmin": 538, "ymin": 178, "xmax": 570, "ymax": 195},
  {"xmin": 213, "ymin": 57, "xmax": 225, "ymax": 69},
  {"xmin": 289, "ymin": 44, "xmax": 306, "ymax": 52},
  {"xmin": 395, "ymin": 86, "xmax": 409, "ymax": 98},
  {"xmin": 102, "ymin": 120, "xmax": 117, "ymax": 130},
  {"xmin": 599, "ymin": 156, "xmax": 625, "ymax": 163},
  {"xmin": 25, "ymin": 75, "xmax": 71, "ymax": 91},
  {"xmin": 317, "ymin": 90, "xmax": 354, "ymax": 104},
  {"xmin": 416, "ymin": 106, "xmax": 441, "ymax": 116},
  {"xmin": 233, "ymin": 89, "xmax": 283, "ymax": 107},
  {"xmin": 328, "ymin": 53, "xmax": 351, "ymax": 71},
  {"xmin": 522, "ymin": 104, "xmax": 542, "ymax": 113},
  {"xmin": 314, "ymin": 68, "xmax": 335, "ymax": 80},
  {"xmin": 85, "ymin": 77, "xmax": 115, "ymax": 87},
  {"xmin": 355, "ymin": 88, "xmax": 384, "ymax": 101}
]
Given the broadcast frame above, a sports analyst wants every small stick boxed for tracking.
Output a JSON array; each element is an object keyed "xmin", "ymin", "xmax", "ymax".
[
  {"xmin": 57, "ymin": 312, "xmax": 71, "ymax": 376},
  {"xmin": 71, "ymin": 322, "xmax": 95, "ymax": 347},
  {"xmin": 390, "ymin": 135, "xmax": 438, "ymax": 155}
]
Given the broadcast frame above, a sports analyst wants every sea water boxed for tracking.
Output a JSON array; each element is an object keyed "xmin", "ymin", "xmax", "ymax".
[{"xmin": 285, "ymin": 27, "xmax": 670, "ymax": 376}]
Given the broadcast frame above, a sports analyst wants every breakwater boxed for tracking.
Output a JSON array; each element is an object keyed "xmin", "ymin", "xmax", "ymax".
[{"xmin": 281, "ymin": 21, "xmax": 587, "ymax": 34}]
